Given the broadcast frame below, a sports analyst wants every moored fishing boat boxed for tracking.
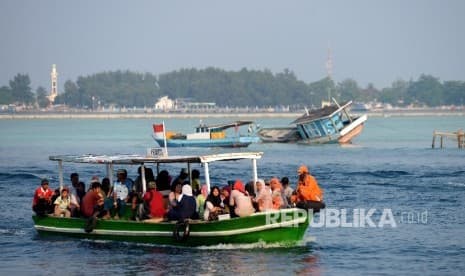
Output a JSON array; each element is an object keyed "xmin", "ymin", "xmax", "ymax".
[
  {"xmin": 32, "ymin": 152, "xmax": 311, "ymax": 246},
  {"xmin": 152, "ymin": 121, "xmax": 260, "ymax": 148}
]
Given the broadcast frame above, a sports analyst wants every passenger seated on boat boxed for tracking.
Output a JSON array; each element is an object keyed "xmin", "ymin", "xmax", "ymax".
[
  {"xmin": 32, "ymin": 178, "xmax": 54, "ymax": 216},
  {"xmin": 53, "ymin": 187, "xmax": 72, "ymax": 218},
  {"xmin": 81, "ymin": 182, "xmax": 106, "ymax": 218},
  {"xmin": 191, "ymin": 169, "xmax": 201, "ymax": 196},
  {"xmin": 116, "ymin": 169, "xmax": 134, "ymax": 192},
  {"xmin": 138, "ymin": 181, "xmax": 166, "ymax": 220},
  {"xmin": 229, "ymin": 180, "xmax": 255, "ymax": 218},
  {"xmin": 101, "ymin": 177, "xmax": 111, "ymax": 198},
  {"xmin": 245, "ymin": 180, "xmax": 256, "ymax": 198},
  {"xmin": 196, "ymin": 184, "xmax": 208, "ymax": 215},
  {"xmin": 281, "ymin": 177, "xmax": 294, "ymax": 204},
  {"xmin": 167, "ymin": 184, "xmax": 197, "ymax": 221},
  {"xmin": 171, "ymin": 168, "xmax": 189, "ymax": 187},
  {"xmin": 270, "ymin": 177, "xmax": 289, "ymax": 209},
  {"xmin": 168, "ymin": 180, "xmax": 183, "ymax": 209},
  {"xmin": 220, "ymin": 186, "xmax": 231, "ymax": 214},
  {"xmin": 131, "ymin": 166, "xmax": 155, "ymax": 220},
  {"xmin": 50, "ymin": 188, "xmax": 61, "ymax": 207},
  {"xmin": 254, "ymin": 179, "xmax": 273, "ymax": 212},
  {"xmin": 111, "ymin": 171, "xmax": 130, "ymax": 219},
  {"xmin": 204, "ymin": 186, "xmax": 227, "ymax": 221},
  {"xmin": 295, "ymin": 165, "xmax": 325, "ymax": 212},
  {"xmin": 156, "ymin": 170, "xmax": 172, "ymax": 195},
  {"xmin": 70, "ymin": 173, "xmax": 86, "ymax": 204}
]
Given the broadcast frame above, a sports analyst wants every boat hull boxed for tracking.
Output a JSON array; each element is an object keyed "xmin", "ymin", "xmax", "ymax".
[
  {"xmin": 33, "ymin": 208, "xmax": 310, "ymax": 246},
  {"xmin": 257, "ymin": 127, "xmax": 301, "ymax": 143},
  {"xmin": 338, "ymin": 122, "xmax": 365, "ymax": 144},
  {"xmin": 153, "ymin": 136, "xmax": 259, "ymax": 148}
]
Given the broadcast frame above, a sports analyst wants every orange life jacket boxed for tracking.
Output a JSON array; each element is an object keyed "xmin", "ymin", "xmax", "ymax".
[{"xmin": 297, "ymin": 174, "xmax": 323, "ymax": 202}]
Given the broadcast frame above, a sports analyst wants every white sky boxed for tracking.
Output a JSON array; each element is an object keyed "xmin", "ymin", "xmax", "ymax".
[{"xmin": 1, "ymin": 0, "xmax": 464, "ymax": 91}]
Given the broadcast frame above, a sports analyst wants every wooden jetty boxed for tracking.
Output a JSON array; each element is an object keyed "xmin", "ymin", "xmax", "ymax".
[{"xmin": 432, "ymin": 129, "xmax": 465, "ymax": 149}]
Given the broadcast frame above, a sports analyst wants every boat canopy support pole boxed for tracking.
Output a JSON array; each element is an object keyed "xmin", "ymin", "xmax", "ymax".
[
  {"xmin": 141, "ymin": 163, "xmax": 146, "ymax": 194},
  {"xmin": 58, "ymin": 160, "xmax": 63, "ymax": 190},
  {"xmin": 204, "ymin": 162, "xmax": 210, "ymax": 193},
  {"xmin": 106, "ymin": 163, "xmax": 114, "ymax": 185},
  {"xmin": 252, "ymin": 158, "xmax": 258, "ymax": 194}
]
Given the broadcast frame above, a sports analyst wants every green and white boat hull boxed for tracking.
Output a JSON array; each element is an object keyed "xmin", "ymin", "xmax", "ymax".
[{"xmin": 33, "ymin": 208, "xmax": 310, "ymax": 246}]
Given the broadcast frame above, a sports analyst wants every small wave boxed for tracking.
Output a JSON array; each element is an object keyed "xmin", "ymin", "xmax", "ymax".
[
  {"xmin": 445, "ymin": 182, "xmax": 465, "ymax": 188},
  {"xmin": 75, "ymin": 237, "xmax": 316, "ymax": 251},
  {"xmin": 421, "ymin": 171, "xmax": 465, "ymax": 178},
  {"xmin": 348, "ymin": 170, "xmax": 411, "ymax": 178},
  {"xmin": 0, "ymin": 172, "xmax": 47, "ymax": 182},
  {"xmin": 0, "ymin": 228, "xmax": 27, "ymax": 236},
  {"xmin": 196, "ymin": 236, "xmax": 316, "ymax": 250}
]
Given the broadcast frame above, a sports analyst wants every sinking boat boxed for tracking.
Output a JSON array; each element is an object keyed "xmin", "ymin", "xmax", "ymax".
[
  {"xmin": 258, "ymin": 100, "xmax": 367, "ymax": 144},
  {"xmin": 32, "ymin": 152, "xmax": 311, "ymax": 246},
  {"xmin": 152, "ymin": 121, "xmax": 260, "ymax": 148}
]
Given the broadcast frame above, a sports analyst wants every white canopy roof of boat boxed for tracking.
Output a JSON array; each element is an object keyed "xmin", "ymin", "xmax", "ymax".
[
  {"xmin": 49, "ymin": 152, "xmax": 263, "ymax": 165},
  {"xmin": 50, "ymin": 151, "xmax": 262, "ymax": 195}
]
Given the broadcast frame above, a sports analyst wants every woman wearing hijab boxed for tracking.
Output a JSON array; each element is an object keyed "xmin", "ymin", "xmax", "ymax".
[
  {"xmin": 229, "ymin": 180, "xmax": 255, "ymax": 217},
  {"xmin": 196, "ymin": 184, "xmax": 208, "ymax": 215},
  {"xmin": 203, "ymin": 186, "xmax": 224, "ymax": 220},
  {"xmin": 167, "ymin": 184, "xmax": 197, "ymax": 221}
]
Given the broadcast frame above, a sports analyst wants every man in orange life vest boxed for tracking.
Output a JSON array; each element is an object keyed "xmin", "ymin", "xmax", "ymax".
[{"xmin": 296, "ymin": 165, "xmax": 325, "ymax": 212}]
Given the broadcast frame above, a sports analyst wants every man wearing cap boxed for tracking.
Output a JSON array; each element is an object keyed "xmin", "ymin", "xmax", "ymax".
[
  {"xmin": 139, "ymin": 181, "xmax": 166, "ymax": 220},
  {"xmin": 111, "ymin": 169, "xmax": 133, "ymax": 219},
  {"xmin": 32, "ymin": 178, "xmax": 54, "ymax": 216}
]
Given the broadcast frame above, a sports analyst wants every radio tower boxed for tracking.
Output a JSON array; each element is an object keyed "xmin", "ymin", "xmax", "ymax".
[
  {"xmin": 47, "ymin": 64, "xmax": 58, "ymax": 104},
  {"xmin": 321, "ymin": 47, "xmax": 333, "ymax": 107}
]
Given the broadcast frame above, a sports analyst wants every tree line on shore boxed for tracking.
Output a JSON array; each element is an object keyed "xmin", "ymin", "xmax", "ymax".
[{"xmin": 1, "ymin": 67, "xmax": 464, "ymax": 109}]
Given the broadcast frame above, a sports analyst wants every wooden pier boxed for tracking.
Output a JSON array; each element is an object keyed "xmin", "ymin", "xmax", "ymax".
[{"xmin": 432, "ymin": 129, "xmax": 465, "ymax": 149}]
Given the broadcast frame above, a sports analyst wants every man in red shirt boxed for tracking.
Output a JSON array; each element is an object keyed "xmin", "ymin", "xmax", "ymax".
[
  {"xmin": 141, "ymin": 181, "xmax": 166, "ymax": 220},
  {"xmin": 32, "ymin": 178, "xmax": 54, "ymax": 216},
  {"xmin": 81, "ymin": 182, "xmax": 105, "ymax": 218}
]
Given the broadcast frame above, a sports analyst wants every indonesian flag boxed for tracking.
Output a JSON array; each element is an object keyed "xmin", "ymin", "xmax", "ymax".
[{"xmin": 153, "ymin": 124, "xmax": 164, "ymax": 133}]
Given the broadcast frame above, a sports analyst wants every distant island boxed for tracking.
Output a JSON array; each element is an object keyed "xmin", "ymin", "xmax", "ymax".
[{"xmin": 1, "ymin": 68, "xmax": 464, "ymax": 114}]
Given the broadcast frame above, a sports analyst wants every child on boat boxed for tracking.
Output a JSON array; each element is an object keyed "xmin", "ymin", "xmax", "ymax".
[{"xmin": 53, "ymin": 187, "xmax": 72, "ymax": 218}]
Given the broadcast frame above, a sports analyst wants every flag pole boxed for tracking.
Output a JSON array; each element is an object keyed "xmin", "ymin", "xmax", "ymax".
[{"xmin": 162, "ymin": 121, "xmax": 168, "ymax": 156}]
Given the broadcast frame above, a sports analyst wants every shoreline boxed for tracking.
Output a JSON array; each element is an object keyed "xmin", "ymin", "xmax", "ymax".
[{"xmin": 0, "ymin": 111, "xmax": 464, "ymax": 120}]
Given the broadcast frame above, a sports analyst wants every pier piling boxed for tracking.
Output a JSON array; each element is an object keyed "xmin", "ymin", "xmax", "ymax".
[{"xmin": 432, "ymin": 129, "xmax": 464, "ymax": 149}]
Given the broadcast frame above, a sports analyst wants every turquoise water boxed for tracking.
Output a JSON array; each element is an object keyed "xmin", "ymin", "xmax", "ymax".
[{"xmin": 0, "ymin": 116, "xmax": 464, "ymax": 275}]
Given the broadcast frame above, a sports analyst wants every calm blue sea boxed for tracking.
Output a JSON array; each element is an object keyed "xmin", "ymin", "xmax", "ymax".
[{"xmin": 0, "ymin": 116, "xmax": 464, "ymax": 275}]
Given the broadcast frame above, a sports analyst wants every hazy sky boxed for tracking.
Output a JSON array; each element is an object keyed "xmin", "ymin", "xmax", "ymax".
[{"xmin": 1, "ymin": 0, "xmax": 464, "ymax": 91}]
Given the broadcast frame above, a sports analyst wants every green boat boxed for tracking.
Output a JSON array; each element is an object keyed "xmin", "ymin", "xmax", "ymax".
[{"xmin": 33, "ymin": 151, "xmax": 311, "ymax": 246}]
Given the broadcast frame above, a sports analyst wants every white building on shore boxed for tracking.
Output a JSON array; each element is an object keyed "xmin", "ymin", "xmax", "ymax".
[{"xmin": 154, "ymin": 96, "xmax": 175, "ymax": 111}]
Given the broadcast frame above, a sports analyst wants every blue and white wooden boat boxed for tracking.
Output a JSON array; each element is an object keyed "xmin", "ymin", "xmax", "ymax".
[
  {"xmin": 153, "ymin": 121, "xmax": 260, "ymax": 148},
  {"xmin": 258, "ymin": 100, "xmax": 367, "ymax": 144}
]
